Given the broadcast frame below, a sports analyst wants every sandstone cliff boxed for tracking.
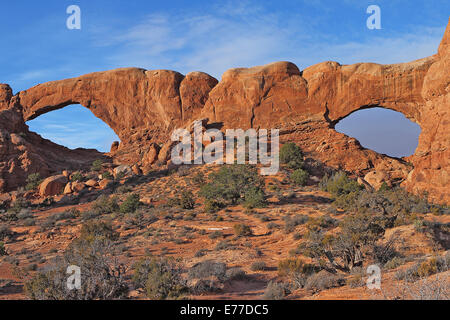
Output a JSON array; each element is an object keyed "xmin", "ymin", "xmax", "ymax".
[{"xmin": 0, "ymin": 18, "xmax": 448, "ymax": 203}]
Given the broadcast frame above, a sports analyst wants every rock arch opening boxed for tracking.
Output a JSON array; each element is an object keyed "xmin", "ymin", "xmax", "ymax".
[
  {"xmin": 334, "ymin": 107, "xmax": 421, "ymax": 158},
  {"xmin": 26, "ymin": 104, "xmax": 120, "ymax": 153}
]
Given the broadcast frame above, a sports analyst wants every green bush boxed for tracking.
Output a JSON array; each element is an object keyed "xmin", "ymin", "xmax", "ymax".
[
  {"xmin": 188, "ymin": 260, "xmax": 227, "ymax": 282},
  {"xmin": 233, "ymin": 224, "xmax": 253, "ymax": 237},
  {"xmin": 280, "ymin": 142, "xmax": 304, "ymax": 170},
  {"xmin": 92, "ymin": 195, "xmax": 119, "ymax": 214},
  {"xmin": 243, "ymin": 187, "xmax": 267, "ymax": 209},
  {"xmin": 91, "ymin": 159, "xmax": 104, "ymax": 172},
  {"xmin": 102, "ymin": 171, "xmax": 113, "ymax": 180},
  {"xmin": 25, "ymin": 240, "xmax": 128, "ymax": 300},
  {"xmin": 320, "ymin": 171, "xmax": 362, "ymax": 198},
  {"xmin": 192, "ymin": 172, "xmax": 205, "ymax": 186},
  {"xmin": 79, "ymin": 220, "xmax": 119, "ymax": 243},
  {"xmin": 70, "ymin": 172, "xmax": 84, "ymax": 182},
  {"xmin": 133, "ymin": 258, "xmax": 188, "ymax": 300},
  {"xmin": 262, "ymin": 281, "xmax": 289, "ymax": 300},
  {"xmin": 300, "ymin": 211, "xmax": 386, "ymax": 272},
  {"xmin": 25, "ymin": 173, "xmax": 42, "ymax": 191},
  {"xmin": 0, "ymin": 242, "xmax": 7, "ymax": 256},
  {"xmin": 251, "ymin": 261, "xmax": 267, "ymax": 271},
  {"xmin": 200, "ymin": 164, "xmax": 265, "ymax": 208},
  {"xmin": 204, "ymin": 200, "xmax": 224, "ymax": 213},
  {"xmin": 169, "ymin": 191, "xmax": 195, "ymax": 210},
  {"xmin": 120, "ymin": 194, "xmax": 141, "ymax": 214},
  {"xmin": 283, "ymin": 214, "xmax": 309, "ymax": 233},
  {"xmin": 291, "ymin": 168, "xmax": 309, "ymax": 186},
  {"xmin": 304, "ymin": 270, "xmax": 345, "ymax": 291},
  {"xmin": 0, "ymin": 225, "xmax": 13, "ymax": 241},
  {"xmin": 277, "ymin": 258, "xmax": 315, "ymax": 277}
]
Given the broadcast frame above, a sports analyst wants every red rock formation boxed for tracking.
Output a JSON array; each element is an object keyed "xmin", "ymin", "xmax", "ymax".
[{"xmin": 0, "ymin": 18, "xmax": 448, "ymax": 203}]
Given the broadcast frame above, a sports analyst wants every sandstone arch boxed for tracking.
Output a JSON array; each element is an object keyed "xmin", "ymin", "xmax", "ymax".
[{"xmin": 0, "ymin": 18, "xmax": 448, "ymax": 203}]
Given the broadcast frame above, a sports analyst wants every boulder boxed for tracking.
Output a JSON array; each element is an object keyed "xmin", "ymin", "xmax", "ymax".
[
  {"xmin": 85, "ymin": 179, "xmax": 98, "ymax": 188},
  {"xmin": 39, "ymin": 175, "xmax": 68, "ymax": 197},
  {"xmin": 114, "ymin": 165, "xmax": 132, "ymax": 178},
  {"xmin": 99, "ymin": 179, "xmax": 113, "ymax": 190},
  {"xmin": 357, "ymin": 177, "xmax": 375, "ymax": 192},
  {"xmin": 63, "ymin": 182, "xmax": 73, "ymax": 194},
  {"xmin": 158, "ymin": 141, "xmax": 176, "ymax": 164},
  {"xmin": 143, "ymin": 143, "xmax": 160, "ymax": 166},
  {"xmin": 364, "ymin": 171, "xmax": 388, "ymax": 191},
  {"xmin": 71, "ymin": 182, "xmax": 86, "ymax": 193}
]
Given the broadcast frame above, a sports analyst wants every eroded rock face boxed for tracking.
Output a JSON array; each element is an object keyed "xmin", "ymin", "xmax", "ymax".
[
  {"xmin": 39, "ymin": 175, "xmax": 68, "ymax": 197},
  {"xmin": 0, "ymin": 85, "xmax": 107, "ymax": 191},
  {"xmin": 0, "ymin": 18, "xmax": 448, "ymax": 203}
]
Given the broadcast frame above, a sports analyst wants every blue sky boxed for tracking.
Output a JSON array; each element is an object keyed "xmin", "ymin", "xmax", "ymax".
[{"xmin": 1, "ymin": 1, "xmax": 448, "ymax": 154}]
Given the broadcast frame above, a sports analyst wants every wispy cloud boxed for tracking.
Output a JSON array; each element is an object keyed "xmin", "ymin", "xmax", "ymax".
[{"xmin": 101, "ymin": 6, "xmax": 445, "ymax": 78}]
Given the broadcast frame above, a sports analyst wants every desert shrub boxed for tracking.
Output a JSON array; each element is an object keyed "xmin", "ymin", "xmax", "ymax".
[
  {"xmin": 233, "ymin": 224, "xmax": 253, "ymax": 237},
  {"xmin": 395, "ymin": 256, "xmax": 449, "ymax": 282},
  {"xmin": 47, "ymin": 209, "xmax": 79, "ymax": 224},
  {"xmin": 204, "ymin": 200, "xmax": 224, "ymax": 213},
  {"xmin": 208, "ymin": 231, "xmax": 223, "ymax": 239},
  {"xmin": 226, "ymin": 268, "xmax": 248, "ymax": 281},
  {"xmin": 251, "ymin": 261, "xmax": 267, "ymax": 271},
  {"xmin": 267, "ymin": 222, "xmax": 279, "ymax": 230},
  {"xmin": 262, "ymin": 281, "xmax": 290, "ymax": 300},
  {"xmin": 91, "ymin": 159, "xmax": 103, "ymax": 172},
  {"xmin": 384, "ymin": 257, "xmax": 406, "ymax": 270},
  {"xmin": 194, "ymin": 249, "xmax": 208, "ymax": 258},
  {"xmin": 132, "ymin": 258, "xmax": 187, "ymax": 300},
  {"xmin": 372, "ymin": 237, "xmax": 399, "ymax": 265},
  {"xmin": 215, "ymin": 241, "xmax": 234, "ymax": 251},
  {"xmin": 119, "ymin": 193, "xmax": 141, "ymax": 214},
  {"xmin": 9, "ymin": 198, "xmax": 31, "ymax": 214},
  {"xmin": 70, "ymin": 172, "xmax": 84, "ymax": 182},
  {"xmin": 169, "ymin": 191, "xmax": 195, "ymax": 210},
  {"xmin": 346, "ymin": 267, "xmax": 366, "ymax": 288},
  {"xmin": 305, "ymin": 215, "xmax": 337, "ymax": 233},
  {"xmin": 25, "ymin": 173, "xmax": 42, "ymax": 191},
  {"xmin": 188, "ymin": 260, "xmax": 227, "ymax": 282},
  {"xmin": 25, "ymin": 239, "xmax": 128, "ymax": 300},
  {"xmin": 291, "ymin": 168, "xmax": 309, "ymax": 186},
  {"xmin": 79, "ymin": 220, "xmax": 119, "ymax": 243},
  {"xmin": 304, "ymin": 270, "xmax": 345, "ymax": 292},
  {"xmin": 16, "ymin": 209, "xmax": 33, "ymax": 220},
  {"xmin": 0, "ymin": 242, "xmax": 7, "ymax": 256},
  {"xmin": 114, "ymin": 185, "xmax": 132, "ymax": 194},
  {"xmin": 92, "ymin": 195, "xmax": 119, "ymax": 215},
  {"xmin": 320, "ymin": 171, "xmax": 362, "ymax": 199},
  {"xmin": 102, "ymin": 171, "xmax": 113, "ymax": 180},
  {"xmin": 243, "ymin": 187, "xmax": 267, "ymax": 209},
  {"xmin": 199, "ymin": 164, "xmax": 265, "ymax": 208},
  {"xmin": 283, "ymin": 214, "xmax": 309, "ymax": 233},
  {"xmin": 192, "ymin": 172, "xmax": 205, "ymax": 186},
  {"xmin": 300, "ymin": 211, "xmax": 386, "ymax": 272},
  {"xmin": 280, "ymin": 143, "xmax": 304, "ymax": 170},
  {"xmin": 180, "ymin": 191, "xmax": 195, "ymax": 209},
  {"xmin": 277, "ymin": 258, "xmax": 316, "ymax": 278},
  {"xmin": 0, "ymin": 225, "xmax": 13, "ymax": 241}
]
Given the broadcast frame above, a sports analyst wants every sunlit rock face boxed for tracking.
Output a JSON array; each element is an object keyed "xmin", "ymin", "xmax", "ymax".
[{"xmin": 0, "ymin": 18, "xmax": 448, "ymax": 203}]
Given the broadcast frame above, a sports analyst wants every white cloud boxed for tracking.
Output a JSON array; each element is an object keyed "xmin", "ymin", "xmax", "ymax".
[{"xmin": 101, "ymin": 8, "xmax": 445, "ymax": 79}]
